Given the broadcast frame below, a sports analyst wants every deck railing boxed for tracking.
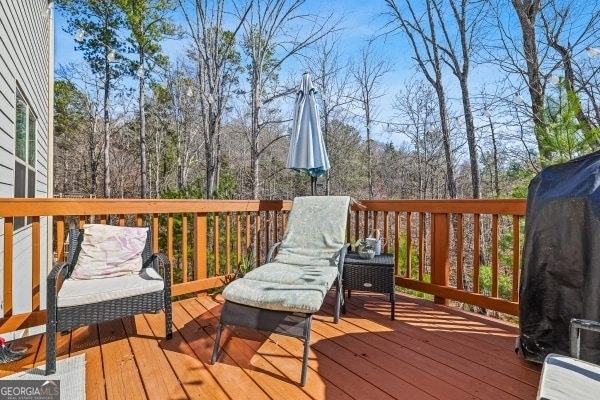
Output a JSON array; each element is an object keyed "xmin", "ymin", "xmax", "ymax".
[
  {"xmin": 350, "ymin": 200, "xmax": 526, "ymax": 316},
  {"xmin": 0, "ymin": 198, "xmax": 526, "ymax": 334}
]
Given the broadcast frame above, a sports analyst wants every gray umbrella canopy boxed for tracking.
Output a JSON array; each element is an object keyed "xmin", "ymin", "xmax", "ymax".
[{"xmin": 287, "ymin": 73, "xmax": 330, "ymax": 195}]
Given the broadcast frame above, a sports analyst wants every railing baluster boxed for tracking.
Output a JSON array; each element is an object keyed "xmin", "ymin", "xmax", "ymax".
[
  {"xmin": 274, "ymin": 210, "xmax": 279, "ymax": 245},
  {"xmin": 419, "ymin": 212, "xmax": 425, "ymax": 282},
  {"xmin": 492, "ymin": 214, "xmax": 499, "ymax": 298},
  {"xmin": 55, "ymin": 216, "xmax": 65, "ymax": 262},
  {"xmin": 353, "ymin": 210, "xmax": 359, "ymax": 243},
  {"xmin": 406, "ymin": 211, "xmax": 412, "ymax": 279},
  {"xmin": 194, "ymin": 213, "xmax": 207, "ymax": 282},
  {"xmin": 168, "ymin": 214, "xmax": 174, "ymax": 284},
  {"xmin": 456, "ymin": 214, "xmax": 464, "ymax": 290},
  {"xmin": 256, "ymin": 212, "xmax": 261, "ymax": 266},
  {"xmin": 152, "ymin": 214, "xmax": 159, "ymax": 254},
  {"xmin": 226, "ymin": 213, "xmax": 231, "ymax": 275},
  {"xmin": 4, "ymin": 218, "xmax": 13, "ymax": 317},
  {"xmin": 32, "ymin": 217, "xmax": 40, "ymax": 311},
  {"xmin": 473, "ymin": 213, "xmax": 481, "ymax": 294},
  {"xmin": 265, "ymin": 210, "xmax": 271, "ymax": 260},
  {"xmin": 394, "ymin": 212, "xmax": 400, "ymax": 275},
  {"xmin": 383, "ymin": 211, "xmax": 389, "ymax": 253},
  {"xmin": 214, "ymin": 213, "xmax": 220, "ymax": 276},
  {"xmin": 236, "ymin": 213, "xmax": 242, "ymax": 268},
  {"xmin": 245, "ymin": 213, "xmax": 251, "ymax": 255},
  {"xmin": 182, "ymin": 215, "xmax": 188, "ymax": 283},
  {"xmin": 512, "ymin": 215, "xmax": 521, "ymax": 302}
]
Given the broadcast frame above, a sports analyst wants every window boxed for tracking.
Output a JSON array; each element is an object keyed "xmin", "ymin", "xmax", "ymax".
[{"xmin": 14, "ymin": 89, "xmax": 36, "ymax": 230}]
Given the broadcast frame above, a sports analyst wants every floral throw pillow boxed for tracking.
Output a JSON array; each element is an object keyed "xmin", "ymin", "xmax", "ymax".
[{"xmin": 71, "ymin": 224, "xmax": 149, "ymax": 280}]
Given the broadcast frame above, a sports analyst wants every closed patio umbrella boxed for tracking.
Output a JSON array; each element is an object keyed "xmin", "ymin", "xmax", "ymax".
[{"xmin": 287, "ymin": 73, "xmax": 330, "ymax": 195}]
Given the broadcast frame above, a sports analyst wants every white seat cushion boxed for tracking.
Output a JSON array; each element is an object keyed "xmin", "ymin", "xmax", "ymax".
[
  {"xmin": 57, "ymin": 267, "xmax": 164, "ymax": 308},
  {"xmin": 537, "ymin": 353, "xmax": 600, "ymax": 400}
]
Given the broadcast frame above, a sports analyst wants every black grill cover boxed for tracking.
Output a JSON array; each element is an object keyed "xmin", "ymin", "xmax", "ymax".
[{"xmin": 519, "ymin": 150, "xmax": 600, "ymax": 363}]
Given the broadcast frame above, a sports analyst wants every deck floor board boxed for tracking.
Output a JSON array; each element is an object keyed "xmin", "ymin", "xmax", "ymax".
[{"xmin": 0, "ymin": 291, "xmax": 541, "ymax": 400}]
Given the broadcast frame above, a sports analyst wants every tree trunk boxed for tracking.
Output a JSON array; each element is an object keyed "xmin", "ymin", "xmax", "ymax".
[
  {"xmin": 488, "ymin": 115, "xmax": 500, "ymax": 197},
  {"xmin": 436, "ymin": 83, "xmax": 457, "ymax": 199},
  {"xmin": 103, "ymin": 55, "xmax": 111, "ymax": 199},
  {"xmin": 511, "ymin": 0, "xmax": 547, "ymax": 160},
  {"xmin": 459, "ymin": 76, "xmax": 480, "ymax": 198},
  {"xmin": 139, "ymin": 54, "xmax": 147, "ymax": 199}
]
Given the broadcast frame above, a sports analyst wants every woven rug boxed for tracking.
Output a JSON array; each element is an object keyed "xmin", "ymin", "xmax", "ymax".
[{"xmin": 0, "ymin": 354, "xmax": 86, "ymax": 399}]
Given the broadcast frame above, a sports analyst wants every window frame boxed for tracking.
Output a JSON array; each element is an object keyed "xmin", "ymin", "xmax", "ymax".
[{"xmin": 14, "ymin": 88, "xmax": 37, "ymax": 230}]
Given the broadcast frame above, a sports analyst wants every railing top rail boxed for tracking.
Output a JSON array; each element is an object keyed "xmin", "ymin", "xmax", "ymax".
[
  {"xmin": 352, "ymin": 199, "xmax": 527, "ymax": 215},
  {"xmin": 0, "ymin": 199, "xmax": 294, "ymax": 217},
  {"xmin": 0, "ymin": 198, "xmax": 526, "ymax": 217}
]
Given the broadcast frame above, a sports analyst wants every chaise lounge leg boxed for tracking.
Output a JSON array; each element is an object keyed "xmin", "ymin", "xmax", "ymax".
[
  {"xmin": 333, "ymin": 281, "xmax": 342, "ymax": 324},
  {"xmin": 300, "ymin": 316, "xmax": 313, "ymax": 386},
  {"xmin": 211, "ymin": 323, "xmax": 224, "ymax": 364}
]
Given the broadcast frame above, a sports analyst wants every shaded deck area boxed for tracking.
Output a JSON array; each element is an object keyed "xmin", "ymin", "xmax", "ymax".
[{"xmin": 0, "ymin": 291, "xmax": 541, "ymax": 399}]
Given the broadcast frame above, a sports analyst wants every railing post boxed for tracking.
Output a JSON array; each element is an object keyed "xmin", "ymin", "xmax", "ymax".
[
  {"xmin": 194, "ymin": 213, "xmax": 208, "ymax": 282},
  {"xmin": 431, "ymin": 212, "xmax": 450, "ymax": 305}
]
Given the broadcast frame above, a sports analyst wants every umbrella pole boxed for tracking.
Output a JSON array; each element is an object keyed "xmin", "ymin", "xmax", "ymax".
[{"xmin": 311, "ymin": 176, "xmax": 317, "ymax": 196}]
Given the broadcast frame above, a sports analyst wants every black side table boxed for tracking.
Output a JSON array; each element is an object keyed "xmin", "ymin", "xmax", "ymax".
[{"xmin": 342, "ymin": 252, "xmax": 395, "ymax": 320}]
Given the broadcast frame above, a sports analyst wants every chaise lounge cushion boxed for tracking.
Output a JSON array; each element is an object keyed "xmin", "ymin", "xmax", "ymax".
[
  {"xmin": 242, "ymin": 262, "xmax": 339, "ymax": 287},
  {"xmin": 222, "ymin": 279, "xmax": 330, "ymax": 313},
  {"xmin": 273, "ymin": 196, "xmax": 349, "ymax": 267}
]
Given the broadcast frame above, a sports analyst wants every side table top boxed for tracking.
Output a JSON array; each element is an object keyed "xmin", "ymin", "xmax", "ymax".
[{"xmin": 344, "ymin": 252, "xmax": 394, "ymax": 266}]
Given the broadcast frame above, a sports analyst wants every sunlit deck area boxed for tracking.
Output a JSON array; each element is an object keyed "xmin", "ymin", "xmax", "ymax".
[{"xmin": 0, "ymin": 290, "xmax": 540, "ymax": 400}]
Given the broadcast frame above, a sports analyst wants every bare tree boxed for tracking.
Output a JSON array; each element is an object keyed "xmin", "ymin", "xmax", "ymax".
[
  {"xmin": 303, "ymin": 34, "xmax": 354, "ymax": 195},
  {"xmin": 236, "ymin": 0, "xmax": 340, "ymax": 199},
  {"xmin": 180, "ymin": 0, "xmax": 251, "ymax": 198},
  {"xmin": 385, "ymin": 0, "xmax": 457, "ymax": 198},
  {"xmin": 392, "ymin": 80, "xmax": 445, "ymax": 199},
  {"xmin": 350, "ymin": 41, "xmax": 392, "ymax": 199},
  {"xmin": 55, "ymin": 64, "xmax": 105, "ymax": 197},
  {"xmin": 431, "ymin": 0, "xmax": 487, "ymax": 198},
  {"xmin": 163, "ymin": 61, "xmax": 203, "ymax": 190}
]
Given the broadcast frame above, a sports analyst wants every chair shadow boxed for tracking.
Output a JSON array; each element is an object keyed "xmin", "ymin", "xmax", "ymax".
[{"xmin": 157, "ymin": 295, "xmax": 290, "ymax": 380}]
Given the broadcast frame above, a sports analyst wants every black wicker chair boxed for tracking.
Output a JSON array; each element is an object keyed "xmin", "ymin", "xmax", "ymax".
[{"xmin": 46, "ymin": 227, "xmax": 172, "ymax": 375}]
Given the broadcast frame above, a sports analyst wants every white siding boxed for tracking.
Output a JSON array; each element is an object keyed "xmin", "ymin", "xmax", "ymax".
[{"xmin": 0, "ymin": 1, "xmax": 53, "ymax": 336}]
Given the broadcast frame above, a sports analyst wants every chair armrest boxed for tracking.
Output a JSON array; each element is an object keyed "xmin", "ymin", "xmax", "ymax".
[
  {"xmin": 570, "ymin": 318, "xmax": 600, "ymax": 358},
  {"xmin": 146, "ymin": 252, "xmax": 171, "ymax": 286},
  {"xmin": 266, "ymin": 242, "xmax": 281, "ymax": 263},
  {"xmin": 47, "ymin": 262, "xmax": 71, "ymax": 314},
  {"xmin": 47, "ymin": 262, "xmax": 70, "ymax": 290},
  {"xmin": 337, "ymin": 243, "xmax": 350, "ymax": 277}
]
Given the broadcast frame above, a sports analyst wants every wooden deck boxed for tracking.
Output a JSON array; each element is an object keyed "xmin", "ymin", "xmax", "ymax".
[{"xmin": 0, "ymin": 291, "xmax": 541, "ymax": 399}]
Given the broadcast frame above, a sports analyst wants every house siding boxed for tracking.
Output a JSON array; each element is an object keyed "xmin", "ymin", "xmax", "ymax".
[{"xmin": 0, "ymin": 1, "xmax": 53, "ymax": 338}]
